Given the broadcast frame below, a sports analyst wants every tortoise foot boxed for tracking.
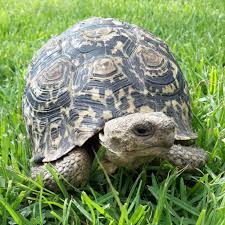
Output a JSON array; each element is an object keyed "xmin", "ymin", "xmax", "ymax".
[{"xmin": 166, "ymin": 144, "xmax": 208, "ymax": 171}]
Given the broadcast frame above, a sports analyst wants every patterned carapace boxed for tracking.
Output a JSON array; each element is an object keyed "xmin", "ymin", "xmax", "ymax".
[{"xmin": 23, "ymin": 17, "xmax": 197, "ymax": 163}]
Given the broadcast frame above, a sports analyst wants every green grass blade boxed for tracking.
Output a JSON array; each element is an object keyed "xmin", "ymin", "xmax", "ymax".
[
  {"xmin": 82, "ymin": 191, "xmax": 113, "ymax": 221},
  {"xmin": 196, "ymin": 209, "xmax": 206, "ymax": 225},
  {"xmin": 0, "ymin": 196, "xmax": 32, "ymax": 225},
  {"xmin": 129, "ymin": 205, "xmax": 147, "ymax": 224},
  {"xmin": 73, "ymin": 198, "xmax": 92, "ymax": 223}
]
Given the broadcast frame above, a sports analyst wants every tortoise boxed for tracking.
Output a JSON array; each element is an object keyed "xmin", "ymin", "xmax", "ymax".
[{"xmin": 22, "ymin": 17, "xmax": 208, "ymax": 190}]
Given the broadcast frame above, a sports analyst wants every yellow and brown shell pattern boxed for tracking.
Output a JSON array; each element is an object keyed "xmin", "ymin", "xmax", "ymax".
[{"xmin": 22, "ymin": 17, "xmax": 197, "ymax": 163}]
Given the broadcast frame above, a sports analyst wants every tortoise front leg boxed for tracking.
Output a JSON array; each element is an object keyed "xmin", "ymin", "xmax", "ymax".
[
  {"xmin": 164, "ymin": 145, "xmax": 208, "ymax": 171},
  {"xmin": 31, "ymin": 148, "xmax": 91, "ymax": 191}
]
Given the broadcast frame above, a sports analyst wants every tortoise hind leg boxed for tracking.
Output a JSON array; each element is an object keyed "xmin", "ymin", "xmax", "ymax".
[{"xmin": 31, "ymin": 148, "xmax": 91, "ymax": 191}]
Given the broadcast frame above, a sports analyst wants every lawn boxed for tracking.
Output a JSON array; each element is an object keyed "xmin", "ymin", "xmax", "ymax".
[{"xmin": 0, "ymin": 0, "xmax": 224, "ymax": 224}]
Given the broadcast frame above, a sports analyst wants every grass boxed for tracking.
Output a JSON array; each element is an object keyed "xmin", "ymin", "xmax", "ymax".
[{"xmin": 0, "ymin": 0, "xmax": 224, "ymax": 224}]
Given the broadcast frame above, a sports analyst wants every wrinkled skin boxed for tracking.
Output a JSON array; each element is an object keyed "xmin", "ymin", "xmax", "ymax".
[
  {"xmin": 32, "ymin": 112, "xmax": 208, "ymax": 190},
  {"xmin": 99, "ymin": 112, "xmax": 208, "ymax": 171}
]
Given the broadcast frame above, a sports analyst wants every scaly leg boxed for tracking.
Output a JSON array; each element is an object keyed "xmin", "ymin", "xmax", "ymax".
[
  {"xmin": 32, "ymin": 148, "xmax": 91, "ymax": 191},
  {"xmin": 165, "ymin": 145, "xmax": 208, "ymax": 171}
]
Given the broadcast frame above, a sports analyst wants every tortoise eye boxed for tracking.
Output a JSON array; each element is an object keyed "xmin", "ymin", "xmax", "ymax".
[{"xmin": 132, "ymin": 124, "xmax": 155, "ymax": 137}]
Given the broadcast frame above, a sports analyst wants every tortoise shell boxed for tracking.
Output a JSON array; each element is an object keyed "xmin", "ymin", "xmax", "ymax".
[{"xmin": 22, "ymin": 17, "xmax": 197, "ymax": 163}]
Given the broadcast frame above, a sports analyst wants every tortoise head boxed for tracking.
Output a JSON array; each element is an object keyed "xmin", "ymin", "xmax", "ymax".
[{"xmin": 99, "ymin": 112, "xmax": 175, "ymax": 168}]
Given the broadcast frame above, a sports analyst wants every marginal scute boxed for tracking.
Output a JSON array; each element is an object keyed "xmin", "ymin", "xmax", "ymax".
[{"xmin": 23, "ymin": 17, "xmax": 196, "ymax": 163}]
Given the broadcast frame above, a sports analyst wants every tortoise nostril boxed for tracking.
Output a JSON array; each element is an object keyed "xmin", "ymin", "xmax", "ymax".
[{"xmin": 111, "ymin": 137, "xmax": 120, "ymax": 147}]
